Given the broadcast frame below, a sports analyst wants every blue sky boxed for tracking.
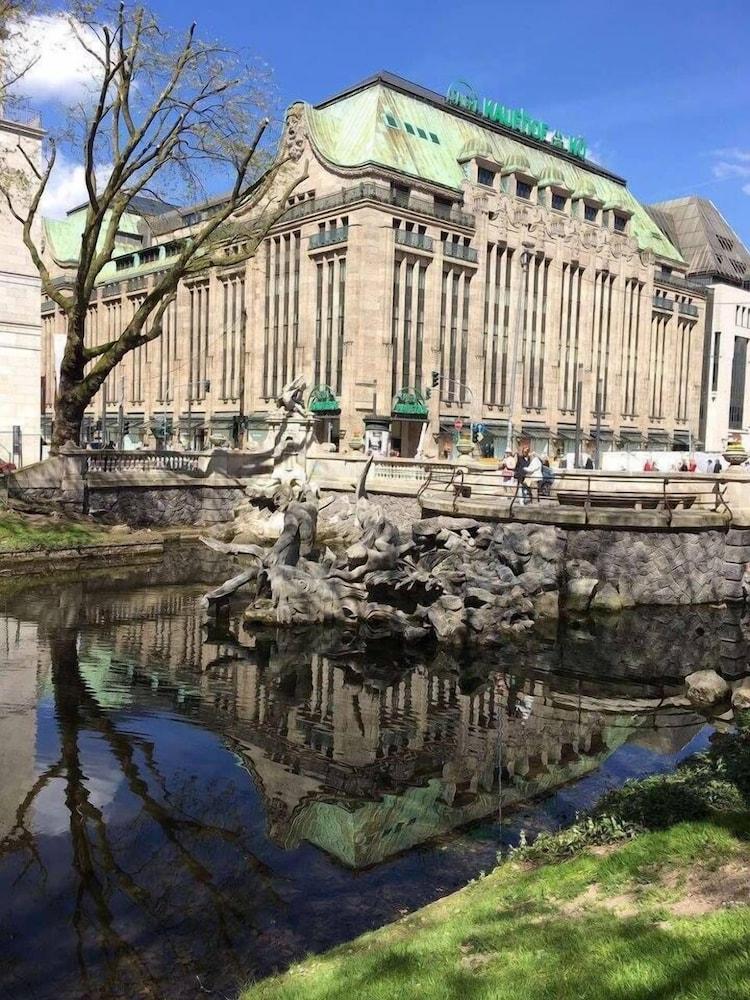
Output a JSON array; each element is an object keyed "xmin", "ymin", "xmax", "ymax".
[{"xmin": 23, "ymin": 0, "xmax": 750, "ymax": 241}]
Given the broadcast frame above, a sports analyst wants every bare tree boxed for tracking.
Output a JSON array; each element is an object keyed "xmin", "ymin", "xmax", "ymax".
[
  {"xmin": 0, "ymin": 1, "xmax": 307, "ymax": 452},
  {"xmin": 0, "ymin": 0, "xmax": 40, "ymax": 106}
]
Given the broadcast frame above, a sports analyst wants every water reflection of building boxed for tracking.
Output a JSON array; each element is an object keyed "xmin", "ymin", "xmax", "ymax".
[
  {"xmin": 37, "ymin": 586, "xmax": 709, "ymax": 868},
  {"xmin": 0, "ymin": 614, "xmax": 51, "ymax": 839}
]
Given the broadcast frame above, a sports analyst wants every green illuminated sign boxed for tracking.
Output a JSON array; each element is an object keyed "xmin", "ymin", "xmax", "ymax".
[{"xmin": 446, "ymin": 81, "xmax": 587, "ymax": 161}]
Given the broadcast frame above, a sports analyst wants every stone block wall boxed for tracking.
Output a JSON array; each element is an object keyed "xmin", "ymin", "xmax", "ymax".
[
  {"xmin": 87, "ymin": 486, "xmax": 247, "ymax": 527},
  {"xmin": 722, "ymin": 527, "xmax": 750, "ymax": 602},
  {"xmin": 564, "ymin": 528, "xmax": 725, "ymax": 606}
]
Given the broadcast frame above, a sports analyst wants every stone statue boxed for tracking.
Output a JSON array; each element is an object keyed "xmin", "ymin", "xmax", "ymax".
[
  {"xmin": 275, "ymin": 375, "xmax": 308, "ymax": 418},
  {"xmin": 201, "ymin": 490, "xmax": 565, "ymax": 644}
]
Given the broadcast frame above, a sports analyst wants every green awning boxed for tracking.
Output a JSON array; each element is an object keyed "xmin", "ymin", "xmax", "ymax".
[
  {"xmin": 392, "ymin": 387, "xmax": 428, "ymax": 418},
  {"xmin": 308, "ymin": 385, "xmax": 341, "ymax": 414}
]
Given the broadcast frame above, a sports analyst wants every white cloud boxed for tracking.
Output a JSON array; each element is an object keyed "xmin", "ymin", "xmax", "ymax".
[
  {"xmin": 40, "ymin": 151, "xmax": 112, "ymax": 219},
  {"xmin": 713, "ymin": 148, "xmax": 750, "ymax": 163},
  {"xmin": 712, "ymin": 150, "xmax": 750, "ymax": 195},
  {"xmin": 8, "ymin": 14, "xmax": 104, "ymax": 104}
]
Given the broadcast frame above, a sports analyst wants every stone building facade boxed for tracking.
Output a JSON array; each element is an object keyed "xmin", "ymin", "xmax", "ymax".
[
  {"xmin": 40, "ymin": 72, "xmax": 707, "ymax": 458},
  {"xmin": 1, "ymin": 113, "xmax": 43, "ymax": 466},
  {"xmin": 648, "ymin": 196, "xmax": 750, "ymax": 452}
]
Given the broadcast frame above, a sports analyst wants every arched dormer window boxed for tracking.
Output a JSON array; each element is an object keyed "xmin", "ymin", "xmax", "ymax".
[
  {"xmin": 500, "ymin": 154, "xmax": 538, "ymax": 202},
  {"xmin": 572, "ymin": 181, "xmax": 603, "ymax": 224},
  {"xmin": 602, "ymin": 197, "xmax": 634, "ymax": 235},
  {"xmin": 537, "ymin": 168, "xmax": 573, "ymax": 212}
]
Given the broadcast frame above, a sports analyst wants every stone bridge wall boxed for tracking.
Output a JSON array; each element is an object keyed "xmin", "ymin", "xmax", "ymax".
[
  {"xmin": 86, "ymin": 484, "xmax": 247, "ymax": 527},
  {"xmin": 563, "ymin": 526, "xmax": 725, "ymax": 607}
]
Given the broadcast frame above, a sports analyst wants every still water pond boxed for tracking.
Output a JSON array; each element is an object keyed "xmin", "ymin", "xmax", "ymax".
[{"xmin": 0, "ymin": 550, "xmax": 718, "ymax": 999}]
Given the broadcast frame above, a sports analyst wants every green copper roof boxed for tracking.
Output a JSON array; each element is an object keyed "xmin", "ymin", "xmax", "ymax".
[
  {"xmin": 304, "ymin": 79, "xmax": 684, "ymax": 264},
  {"xmin": 44, "ymin": 207, "xmax": 143, "ymax": 267}
]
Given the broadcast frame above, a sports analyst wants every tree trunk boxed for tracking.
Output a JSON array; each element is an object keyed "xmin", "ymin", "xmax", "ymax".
[
  {"xmin": 50, "ymin": 313, "xmax": 91, "ymax": 454},
  {"xmin": 51, "ymin": 389, "xmax": 87, "ymax": 453}
]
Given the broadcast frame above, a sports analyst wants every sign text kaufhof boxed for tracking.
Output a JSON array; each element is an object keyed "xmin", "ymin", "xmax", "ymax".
[{"xmin": 446, "ymin": 81, "xmax": 587, "ymax": 161}]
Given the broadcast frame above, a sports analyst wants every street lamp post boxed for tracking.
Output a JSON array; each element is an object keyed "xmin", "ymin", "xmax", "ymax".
[
  {"xmin": 505, "ymin": 244, "xmax": 534, "ymax": 454},
  {"xmin": 574, "ymin": 363, "xmax": 583, "ymax": 467},
  {"xmin": 594, "ymin": 377, "xmax": 603, "ymax": 469}
]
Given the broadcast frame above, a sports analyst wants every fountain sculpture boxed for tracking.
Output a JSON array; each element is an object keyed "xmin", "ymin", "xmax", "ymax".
[{"xmin": 201, "ymin": 376, "xmax": 561, "ymax": 642}]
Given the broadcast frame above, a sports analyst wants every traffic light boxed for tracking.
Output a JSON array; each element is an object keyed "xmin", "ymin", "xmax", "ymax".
[{"xmin": 431, "ymin": 371, "xmax": 440, "ymax": 388}]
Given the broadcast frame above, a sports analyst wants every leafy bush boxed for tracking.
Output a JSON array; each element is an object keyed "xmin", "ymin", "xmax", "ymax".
[
  {"xmin": 510, "ymin": 729, "xmax": 750, "ymax": 864},
  {"xmin": 509, "ymin": 814, "xmax": 638, "ymax": 864},
  {"xmin": 594, "ymin": 729, "xmax": 750, "ymax": 829}
]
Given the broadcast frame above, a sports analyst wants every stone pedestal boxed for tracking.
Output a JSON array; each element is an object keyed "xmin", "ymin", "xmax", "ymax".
[{"xmin": 264, "ymin": 414, "xmax": 315, "ymax": 481}]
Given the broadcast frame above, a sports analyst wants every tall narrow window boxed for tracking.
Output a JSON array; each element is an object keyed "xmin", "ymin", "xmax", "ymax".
[
  {"xmin": 460, "ymin": 276, "xmax": 471, "ymax": 403},
  {"xmin": 402, "ymin": 260, "xmax": 413, "ymax": 391},
  {"xmin": 282, "ymin": 234, "xmax": 291, "ymax": 386},
  {"xmin": 415, "ymin": 263, "xmax": 426, "ymax": 390},
  {"xmin": 314, "ymin": 262, "xmax": 324, "ymax": 389},
  {"xmin": 729, "ymin": 336, "xmax": 747, "ymax": 429},
  {"xmin": 272, "ymin": 238, "xmax": 280, "ymax": 396},
  {"xmin": 336, "ymin": 257, "xmax": 346, "ymax": 394},
  {"xmin": 449, "ymin": 271, "xmax": 460, "ymax": 402},
  {"xmin": 391, "ymin": 258, "xmax": 402, "ymax": 399},
  {"xmin": 711, "ymin": 331, "xmax": 721, "ymax": 393},
  {"xmin": 263, "ymin": 241, "xmax": 271, "ymax": 397}
]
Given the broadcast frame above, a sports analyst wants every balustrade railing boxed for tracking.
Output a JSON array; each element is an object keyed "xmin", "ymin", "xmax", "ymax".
[
  {"xmin": 678, "ymin": 301, "xmax": 699, "ymax": 318},
  {"xmin": 652, "ymin": 294, "xmax": 674, "ymax": 312},
  {"xmin": 309, "ymin": 226, "xmax": 349, "ymax": 250},
  {"xmin": 281, "ymin": 181, "xmax": 475, "ymax": 229},
  {"xmin": 395, "ymin": 230, "xmax": 434, "ymax": 252},
  {"xmin": 443, "ymin": 242, "xmax": 479, "ymax": 263},
  {"xmin": 85, "ymin": 451, "xmax": 200, "ymax": 473}
]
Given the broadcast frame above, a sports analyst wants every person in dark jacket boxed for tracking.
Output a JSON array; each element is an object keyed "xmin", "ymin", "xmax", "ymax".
[
  {"xmin": 514, "ymin": 446, "xmax": 531, "ymax": 503},
  {"xmin": 540, "ymin": 457, "xmax": 555, "ymax": 498}
]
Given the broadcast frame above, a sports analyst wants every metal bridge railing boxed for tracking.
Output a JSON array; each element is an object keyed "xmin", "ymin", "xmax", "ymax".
[{"xmin": 418, "ymin": 466, "xmax": 737, "ymax": 524}]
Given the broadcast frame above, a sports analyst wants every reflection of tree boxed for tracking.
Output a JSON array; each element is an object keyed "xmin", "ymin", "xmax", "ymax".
[{"xmin": 0, "ymin": 627, "xmax": 282, "ymax": 999}]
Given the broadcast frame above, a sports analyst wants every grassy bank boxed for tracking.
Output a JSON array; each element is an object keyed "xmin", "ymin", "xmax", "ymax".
[
  {"xmin": 0, "ymin": 512, "xmax": 105, "ymax": 551},
  {"xmin": 243, "ymin": 730, "xmax": 750, "ymax": 1000}
]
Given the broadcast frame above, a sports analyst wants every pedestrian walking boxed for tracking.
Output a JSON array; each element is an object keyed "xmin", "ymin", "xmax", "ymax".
[
  {"xmin": 540, "ymin": 457, "xmax": 554, "ymax": 498},
  {"xmin": 525, "ymin": 451, "xmax": 543, "ymax": 502},
  {"xmin": 514, "ymin": 446, "xmax": 530, "ymax": 503}
]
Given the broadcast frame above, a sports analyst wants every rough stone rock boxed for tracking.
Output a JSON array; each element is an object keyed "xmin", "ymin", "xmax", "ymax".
[
  {"xmin": 527, "ymin": 525, "xmax": 564, "ymax": 563},
  {"xmin": 591, "ymin": 582, "xmax": 624, "ymax": 613},
  {"xmin": 533, "ymin": 590, "xmax": 560, "ymax": 618},
  {"xmin": 565, "ymin": 577, "xmax": 598, "ymax": 611},
  {"xmin": 731, "ymin": 678, "xmax": 750, "ymax": 710},
  {"xmin": 412, "ymin": 516, "xmax": 482, "ymax": 541},
  {"xmin": 685, "ymin": 669, "xmax": 730, "ymax": 709},
  {"xmin": 206, "ymin": 524, "xmax": 236, "ymax": 542},
  {"xmin": 424, "ymin": 595, "xmax": 467, "ymax": 642},
  {"xmin": 493, "ymin": 524, "xmax": 532, "ymax": 558},
  {"xmin": 465, "ymin": 586, "xmax": 496, "ymax": 607},
  {"xmin": 724, "ymin": 561, "xmax": 744, "ymax": 582},
  {"xmin": 567, "ymin": 558, "xmax": 598, "ymax": 580}
]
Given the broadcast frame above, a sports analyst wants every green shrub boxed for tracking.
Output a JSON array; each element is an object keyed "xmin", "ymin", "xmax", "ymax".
[
  {"xmin": 509, "ymin": 814, "xmax": 638, "ymax": 864},
  {"xmin": 512, "ymin": 730, "xmax": 750, "ymax": 864}
]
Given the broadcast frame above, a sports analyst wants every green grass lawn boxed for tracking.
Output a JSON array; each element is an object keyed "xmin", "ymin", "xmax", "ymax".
[
  {"xmin": 243, "ymin": 730, "xmax": 750, "ymax": 1000},
  {"xmin": 243, "ymin": 820, "xmax": 750, "ymax": 1000},
  {"xmin": 0, "ymin": 512, "xmax": 105, "ymax": 551}
]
